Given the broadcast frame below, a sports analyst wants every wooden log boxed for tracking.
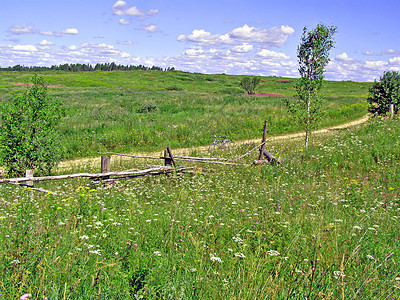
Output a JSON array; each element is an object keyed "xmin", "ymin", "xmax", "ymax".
[
  {"xmin": 166, "ymin": 146, "xmax": 176, "ymax": 167},
  {"xmin": 98, "ymin": 152, "xmax": 163, "ymax": 160},
  {"xmin": 25, "ymin": 169, "xmax": 33, "ymax": 199},
  {"xmin": 258, "ymin": 120, "xmax": 268, "ymax": 160},
  {"xmin": 389, "ymin": 104, "xmax": 394, "ymax": 119},
  {"xmin": 0, "ymin": 166, "xmax": 174, "ymax": 184},
  {"xmin": 101, "ymin": 155, "xmax": 111, "ymax": 183}
]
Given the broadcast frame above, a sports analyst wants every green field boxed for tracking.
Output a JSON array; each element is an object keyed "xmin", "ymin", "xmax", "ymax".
[
  {"xmin": 2, "ymin": 70, "xmax": 398, "ymax": 299},
  {"xmin": 0, "ymin": 70, "xmax": 370, "ymax": 160},
  {"xmin": 0, "ymin": 115, "xmax": 399, "ymax": 298}
]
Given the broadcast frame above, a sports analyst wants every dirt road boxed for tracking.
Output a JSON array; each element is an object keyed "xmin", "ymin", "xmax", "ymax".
[{"xmin": 57, "ymin": 115, "xmax": 370, "ymax": 170}]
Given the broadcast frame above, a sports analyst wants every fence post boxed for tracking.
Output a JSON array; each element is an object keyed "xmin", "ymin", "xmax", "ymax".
[
  {"xmin": 389, "ymin": 104, "xmax": 394, "ymax": 119},
  {"xmin": 25, "ymin": 169, "xmax": 34, "ymax": 200},
  {"xmin": 258, "ymin": 120, "xmax": 268, "ymax": 160},
  {"xmin": 101, "ymin": 155, "xmax": 111, "ymax": 184}
]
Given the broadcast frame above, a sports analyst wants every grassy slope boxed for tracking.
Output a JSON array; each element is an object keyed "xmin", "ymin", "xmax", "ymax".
[
  {"xmin": 0, "ymin": 70, "xmax": 371, "ymax": 160},
  {"xmin": 0, "ymin": 115, "xmax": 398, "ymax": 298}
]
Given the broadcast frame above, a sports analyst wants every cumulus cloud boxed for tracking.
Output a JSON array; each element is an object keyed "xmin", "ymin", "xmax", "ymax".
[
  {"xmin": 232, "ymin": 43, "xmax": 253, "ymax": 53},
  {"xmin": 62, "ymin": 28, "xmax": 79, "ymax": 35},
  {"xmin": 39, "ymin": 40, "xmax": 54, "ymax": 46},
  {"xmin": 13, "ymin": 45, "xmax": 38, "ymax": 52},
  {"xmin": 177, "ymin": 24, "xmax": 294, "ymax": 47},
  {"xmin": 257, "ymin": 49, "xmax": 290, "ymax": 60},
  {"xmin": 335, "ymin": 52, "xmax": 353, "ymax": 62},
  {"xmin": 144, "ymin": 24, "xmax": 157, "ymax": 34},
  {"xmin": 119, "ymin": 19, "xmax": 131, "ymax": 25},
  {"xmin": 112, "ymin": 1, "xmax": 158, "ymax": 18},
  {"xmin": 8, "ymin": 25, "xmax": 36, "ymax": 35},
  {"xmin": 8, "ymin": 24, "xmax": 79, "ymax": 37}
]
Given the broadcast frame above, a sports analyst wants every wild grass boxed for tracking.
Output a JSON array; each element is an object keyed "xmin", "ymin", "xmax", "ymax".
[
  {"xmin": 0, "ymin": 71, "xmax": 370, "ymax": 160},
  {"xmin": 0, "ymin": 116, "xmax": 398, "ymax": 299}
]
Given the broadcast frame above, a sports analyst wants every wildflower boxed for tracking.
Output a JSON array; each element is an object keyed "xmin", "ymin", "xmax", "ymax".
[
  {"xmin": 334, "ymin": 270, "xmax": 345, "ymax": 279},
  {"xmin": 12, "ymin": 259, "xmax": 21, "ymax": 264},
  {"xmin": 19, "ymin": 294, "xmax": 32, "ymax": 300},
  {"xmin": 267, "ymin": 250, "xmax": 280, "ymax": 256},
  {"xmin": 366, "ymin": 255, "xmax": 375, "ymax": 260},
  {"xmin": 153, "ymin": 251, "xmax": 162, "ymax": 256},
  {"xmin": 353, "ymin": 226, "xmax": 362, "ymax": 230},
  {"xmin": 210, "ymin": 256, "xmax": 223, "ymax": 263},
  {"xmin": 125, "ymin": 242, "xmax": 131, "ymax": 246},
  {"xmin": 89, "ymin": 249, "xmax": 101, "ymax": 255},
  {"xmin": 234, "ymin": 252, "xmax": 246, "ymax": 258},
  {"xmin": 232, "ymin": 236, "xmax": 243, "ymax": 244},
  {"xmin": 80, "ymin": 235, "xmax": 89, "ymax": 240}
]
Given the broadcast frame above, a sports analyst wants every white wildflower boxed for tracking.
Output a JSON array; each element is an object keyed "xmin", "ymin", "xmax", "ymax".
[
  {"xmin": 267, "ymin": 250, "xmax": 280, "ymax": 256},
  {"xmin": 234, "ymin": 252, "xmax": 246, "ymax": 258}
]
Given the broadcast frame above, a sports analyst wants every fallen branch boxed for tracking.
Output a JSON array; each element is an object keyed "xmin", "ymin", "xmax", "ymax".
[{"xmin": 0, "ymin": 166, "xmax": 174, "ymax": 184}]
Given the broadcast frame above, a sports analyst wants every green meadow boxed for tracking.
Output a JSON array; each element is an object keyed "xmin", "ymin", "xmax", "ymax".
[
  {"xmin": 0, "ymin": 70, "xmax": 370, "ymax": 159},
  {"xmin": 1, "ymin": 70, "xmax": 399, "ymax": 299}
]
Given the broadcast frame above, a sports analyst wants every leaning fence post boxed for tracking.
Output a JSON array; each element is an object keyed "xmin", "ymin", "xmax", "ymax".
[
  {"xmin": 389, "ymin": 104, "xmax": 394, "ymax": 119},
  {"xmin": 101, "ymin": 155, "xmax": 111, "ymax": 184},
  {"xmin": 25, "ymin": 169, "xmax": 34, "ymax": 200},
  {"xmin": 258, "ymin": 120, "xmax": 268, "ymax": 160}
]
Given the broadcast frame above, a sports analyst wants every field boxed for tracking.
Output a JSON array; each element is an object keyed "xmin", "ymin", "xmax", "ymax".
[
  {"xmin": 0, "ymin": 70, "xmax": 370, "ymax": 159},
  {"xmin": 1, "ymin": 71, "xmax": 399, "ymax": 299}
]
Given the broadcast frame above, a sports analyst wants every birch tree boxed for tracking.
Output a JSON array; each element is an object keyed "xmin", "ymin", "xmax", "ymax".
[{"xmin": 286, "ymin": 23, "xmax": 337, "ymax": 148}]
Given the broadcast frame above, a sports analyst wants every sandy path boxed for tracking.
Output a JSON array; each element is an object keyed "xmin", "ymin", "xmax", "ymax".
[{"xmin": 57, "ymin": 115, "xmax": 370, "ymax": 170}]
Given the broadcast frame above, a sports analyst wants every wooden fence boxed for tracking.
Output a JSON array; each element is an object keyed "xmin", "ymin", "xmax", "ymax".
[{"xmin": 0, "ymin": 120, "xmax": 278, "ymax": 196}]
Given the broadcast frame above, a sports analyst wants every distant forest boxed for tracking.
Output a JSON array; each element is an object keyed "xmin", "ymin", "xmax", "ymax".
[{"xmin": 0, "ymin": 63, "xmax": 175, "ymax": 72}]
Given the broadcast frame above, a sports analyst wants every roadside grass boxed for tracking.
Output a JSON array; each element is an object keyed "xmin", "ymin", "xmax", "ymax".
[
  {"xmin": 0, "ymin": 71, "xmax": 370, "ymax": 160},
  {"xmin": 0, "ymin": 116, "xmax": 398, "ymax": 299}
]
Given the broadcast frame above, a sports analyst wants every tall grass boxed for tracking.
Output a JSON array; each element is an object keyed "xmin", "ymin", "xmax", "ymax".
[
  {"xmin": 0, "ymin": 116, "xmax": 398, "ymax": 299},
  {"xmin": 0, "ymin": 71, "xmax": 371, "ymax": 160}
]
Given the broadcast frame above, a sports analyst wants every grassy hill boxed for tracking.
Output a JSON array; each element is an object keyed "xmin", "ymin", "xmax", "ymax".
[{"xmin": 0, "ymin": 70, "xmax": 371, "ymax": 159}]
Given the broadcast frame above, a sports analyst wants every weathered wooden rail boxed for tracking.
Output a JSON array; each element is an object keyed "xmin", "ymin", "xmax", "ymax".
[{"xmin": 0, "ymin": 120, "xmax": 278, "ymax": 197}]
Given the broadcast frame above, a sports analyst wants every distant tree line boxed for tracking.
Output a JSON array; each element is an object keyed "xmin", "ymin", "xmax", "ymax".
[{"xmin": 0, "ymin": 63, "xmax": 175, "ymax": 72}]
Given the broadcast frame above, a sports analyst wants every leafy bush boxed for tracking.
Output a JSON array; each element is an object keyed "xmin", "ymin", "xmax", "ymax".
[
  {"xmin": 0, "ymin": 74, "xmax": 64, "ymax": 177},
  {"xmin": 367, "ymin": 71, "xmax": 400, "ymax": 115},
  {"xmin": 165, "ymin": 85, "xmax": 183, "ymax": 91},
  {"xmin": 137, "ymin": 102, "xmax": 158, "ymax": 114},
  {"xmin": 239, "ymin": 77, "xmax": 261, "ymax": 94}
]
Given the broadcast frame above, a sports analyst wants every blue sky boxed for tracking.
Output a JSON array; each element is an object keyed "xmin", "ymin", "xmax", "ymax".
[{"xmin": 1, "ymin": 0, "xmax": 399, "ymax": 81}]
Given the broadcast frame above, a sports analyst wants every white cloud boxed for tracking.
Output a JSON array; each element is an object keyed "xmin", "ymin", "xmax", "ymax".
[
  {"xmin": 335, "ymin": 52, "xmax": 353, "ymax": 62},
  {"xmin": 39, "ymin": 40, "xmax": 54, "ymax": 46},
  {"xmin": 257, "ymin": 49, "xmax": 290, "ymax": 60},
  {"xmin": 383, "ymin": 49, "xmax": 400, "ymax": 55},
  {"xmin": 144, "ymin": 24, "xmax": 157, "ymax": 33},
  {"xmin": 62, "ymin": 28, "xmax": 79, "ymax": 35},
  {"xmin": 177, "ymin": 29, "xmax": 230, "ymax": 45},
  {"xmin": 13, "ymin": 45, "xmax": 38, "ymax": 51},
  {"xmin": 232, "ymin": 43, "xmax": 253, "ymax": 53},
  {"xmin": 8, "ymin": 24, "xmax": 36, "ymax": 35},
  {"xmin": 148, "ymin": 9, "xmax": 159, "ymax": 16},
  {"xmin": 389, "ymin": 57, "xmax": 400, "ymax": 65},
  {"xmin": 112, "ymin": 1, "xmax": 157, "ymax": 18},
  {"xmin": 177, "ymin": 24, "xmax": 294, "ymax": 48},
  {"xmin": 8, "ymin": 24, "xmax": 79, "ymax": 37},
  {"xmin": 119, "ymin": 19, "xmax": 131, "ymax": 25}
]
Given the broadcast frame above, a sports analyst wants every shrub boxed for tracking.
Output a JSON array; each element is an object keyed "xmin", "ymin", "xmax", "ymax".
[
  {"xmin": 0, "ymin": 75, "xmax": 64, "ymax": 177},
  {"xmin": 239, "ymin": 77, "xmax": 261, "ymax": 95},
  {"xmin": 367, "ymin": 71, "xmax": 400, "ymax": 115},
  {"xmin": 137, "ymin": 102, "xmax": 158, "ymax": 114}
]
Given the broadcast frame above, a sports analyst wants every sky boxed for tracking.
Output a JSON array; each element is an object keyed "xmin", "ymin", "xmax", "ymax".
[{"xmin": 1, "ymin": 0, "xmax": 400, "ymax": 82}]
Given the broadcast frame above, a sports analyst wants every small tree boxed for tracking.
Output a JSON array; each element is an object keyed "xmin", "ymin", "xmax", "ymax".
[
  {"xmin": 286, "ymin": 23, "xmax": 337, "ymax": 148},
  {"xmin": 0, "ymin": 74, "xmax": 64, "ymax": 177},
  {"xmin": 367, "ymin": 71, "xmax": 400, "ymax": 115},
  {"xmin": 240, "ymin": 77, "xmax": 261, "ymax": 95}
]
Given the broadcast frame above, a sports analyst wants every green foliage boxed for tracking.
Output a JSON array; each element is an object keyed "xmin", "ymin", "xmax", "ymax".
[
  {"xmin": 239, "ymin": 76, "xmax": 261, "ymax": 94},
  {"xmin": 286, "ymin": 23, "xmax": 337, "ymax": 148},
  {"xmin": 0, "ymin": 71, "xmax": 369, "ymax": 159},
  {"xmin": 0, "ymin": 74, "xmax": 64, "ymax": 177},
  {"xmin": 0, "ymin": 118, "xmax": 399, "ymax": 298},
  {"xmin": 367, "ymin": 71, "xmax": 400, "ymax": 115}
]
